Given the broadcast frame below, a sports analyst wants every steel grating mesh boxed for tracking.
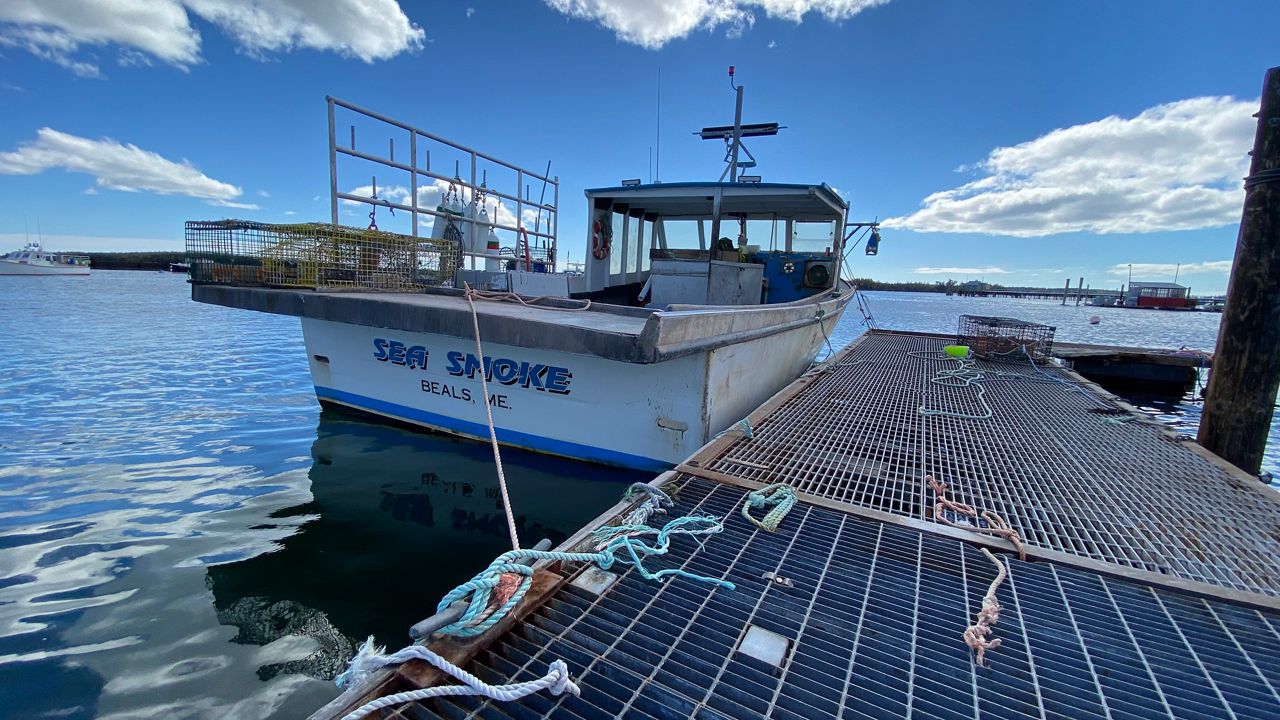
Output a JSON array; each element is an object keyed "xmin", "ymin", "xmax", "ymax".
[
  {"xmin": 699, "ymin": 332, "xmax": 1280, "ymax": 598},
  {"xmin": 386, "ymin": 479, "xmax": 1280, "ymax": 720}
]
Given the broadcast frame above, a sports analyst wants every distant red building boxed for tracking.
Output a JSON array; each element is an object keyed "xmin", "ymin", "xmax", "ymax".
[{"xmin": 1125, "ymin": 282, "xmax": 1193, "ymax": 308}]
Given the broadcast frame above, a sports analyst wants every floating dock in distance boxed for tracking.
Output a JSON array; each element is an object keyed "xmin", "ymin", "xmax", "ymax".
[
  {"xmin": 316, "ymin": 330, "xmax": 1280, "ymax": 720},
  {"xmin": 1052, "ymin": 340, "xmax": 1211, "ymax": 394}
]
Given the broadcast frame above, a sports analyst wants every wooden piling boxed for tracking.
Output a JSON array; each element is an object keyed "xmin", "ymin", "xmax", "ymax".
[
  {"xmin": 1198, "ymin": 66, "xmax": 1280, "ymax": 475},
  {"xmin": 1062, "ymin": 278, "xmax": 1070, "ymax": 305}
]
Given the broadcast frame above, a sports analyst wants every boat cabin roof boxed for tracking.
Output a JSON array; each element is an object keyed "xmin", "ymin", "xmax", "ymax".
[{"xmin": 585, "ymin": 181, "xmax": 846, "ymax": 220}]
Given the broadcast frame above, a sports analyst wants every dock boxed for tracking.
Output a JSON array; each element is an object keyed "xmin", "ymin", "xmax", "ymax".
[
  {"xmin": 1052, "ymin": 341, "xmax": 1211, "ymax": 393},
  {"xmin": 316, "ymin": 330, "xmax": 1280, "ymax": 720}
]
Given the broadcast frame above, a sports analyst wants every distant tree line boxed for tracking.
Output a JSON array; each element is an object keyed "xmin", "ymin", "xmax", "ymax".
[
  {"xmin": 78, "ymin": 252, "xmax": 187, "ymax": 270},
  {"xmin": 846, "ymin": 277, "xmax": 1097, "ymax": 294},
  {"xmin": 846, "ymin": 277, "xmax": 965, "ymax": 293}
]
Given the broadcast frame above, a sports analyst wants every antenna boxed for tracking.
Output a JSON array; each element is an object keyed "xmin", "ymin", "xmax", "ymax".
[
  {"xmin": 698, "ymin": 66, "xmax": 781, "ymax": 182},
  {"xmin": 655, "ymin": 66, "xmax": 661, "ymax": 183}
]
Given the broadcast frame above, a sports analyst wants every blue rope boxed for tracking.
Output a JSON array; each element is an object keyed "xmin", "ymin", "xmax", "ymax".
[
  {"xmin": 435, "ymin": 515, "xmax": 734, "ymax": 638},
  {"xmin": 742, "ymin": 483, "xmax": 798, "ymax": 532},
  {"xmin": 622, "ymin": 481, "xmax": 673, "ymax": 506}
]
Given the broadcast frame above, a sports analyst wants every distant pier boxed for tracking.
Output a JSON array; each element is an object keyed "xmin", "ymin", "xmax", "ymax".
[{"xmin": 314, "ymin": 330, "xmax": 1279, "ymax": 720}]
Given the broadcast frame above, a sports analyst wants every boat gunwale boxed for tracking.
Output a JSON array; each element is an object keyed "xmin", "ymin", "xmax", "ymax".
[{"xmin": 192, "ymin": 281, "xmax": 852, "ymax": 364}]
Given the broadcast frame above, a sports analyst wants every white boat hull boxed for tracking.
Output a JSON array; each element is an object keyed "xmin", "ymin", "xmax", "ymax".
[
  {"xmin": 0, "ymin": 259, "xmax": 90, "ymax": 276},
  {"xmin": 300, "ymin": 306, "xmax": 842, "ymax": 470}
]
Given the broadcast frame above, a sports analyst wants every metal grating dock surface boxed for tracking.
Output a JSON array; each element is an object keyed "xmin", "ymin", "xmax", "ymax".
[
  {"xmin": 691, "ymin": 331, "xmax": 1280, "ymax": 601},
  {"xmin": 387, "ymin": 479, "xmax": 1280, "ymax": 720}
]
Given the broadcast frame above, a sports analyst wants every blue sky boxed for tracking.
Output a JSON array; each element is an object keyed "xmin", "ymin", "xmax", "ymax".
[{"xmin": 1, "ymin": 0, "xmax": 1277, "ymax": 293}]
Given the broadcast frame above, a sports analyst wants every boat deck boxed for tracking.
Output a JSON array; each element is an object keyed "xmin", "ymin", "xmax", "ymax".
[{"xmin": 314, "ymin": 330, "xmax": 1280, "ymax": 720}]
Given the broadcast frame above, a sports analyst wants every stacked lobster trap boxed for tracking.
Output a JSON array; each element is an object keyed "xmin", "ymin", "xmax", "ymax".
[
  {"xmin": 956, "ymin": 314, "xmax": 1056, "ymax": 362},
  {"xmin": 184, "ymin": 220, "xmax": 458, "ymax": 290}
]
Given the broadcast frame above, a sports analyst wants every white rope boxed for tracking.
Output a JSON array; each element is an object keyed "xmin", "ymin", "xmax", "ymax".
[
  {"xmin": 964, "ymin": 548, "xmax": 1008, "ymax": 668},
  {"xmin": 467, "ymin": 288, "xmax": 592, "ymax": 312},
  {"xmin": 464, "ymin": 283, "xmax": 521, "ymax": 552},
  {"xmin": 911, "ymin": 351, "xmax": 994, "ymax": 421},
  {"xmin": 337, "ymin": 638, "xmax": 580, "ymax": 720}
]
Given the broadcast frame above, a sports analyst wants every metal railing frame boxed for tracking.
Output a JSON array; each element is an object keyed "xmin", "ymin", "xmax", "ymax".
[{"xmin": 327, "ymin": 96, "xmax": 559, "ymax": 268}]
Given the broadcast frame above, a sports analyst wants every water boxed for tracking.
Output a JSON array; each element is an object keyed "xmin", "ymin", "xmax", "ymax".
[
  {"xmin": 0, "ymin": 271, "xmax": 648, "ymax": 719},
  {"xmin": 0, "ymin": 275, "xmax": 1274, "ymax": 719}
]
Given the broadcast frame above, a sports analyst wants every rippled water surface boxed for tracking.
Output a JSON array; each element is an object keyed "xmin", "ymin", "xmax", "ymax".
[
  {"xmin": 0, "ymin": 274, "xmax": 1274, "ymax": 719},
  {"xmin": 0, "ymin": 271, "xmax": 647, "ymax": 719}
]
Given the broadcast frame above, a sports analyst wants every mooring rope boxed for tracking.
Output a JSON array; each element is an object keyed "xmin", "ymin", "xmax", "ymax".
[
  {"xmin": 334, "ymin": 486, "xmax": 734, "ymax": 717},
  {"xmin": 336, "ymin": 639, "xmax": 579, "ymax": 720},
  {"xmin": 593, "ymin": 482, "xmax": 674, "ymax": 544},
  {"xmin": 436, "ymin": 515, "xmax": 734, "ymax": 639},
  {"xmin": 926, "ymin": 475, "xmax": 1026, "ymax": 560},
  {"xmin": 713, "ymin": 417, "xmax": 754, "ymax": 440},
  {"xmin": 463, "ymin": 283, "xmax": 520, "ymax": 552},
  {"xmin": 964, "ymin": 547, "xmax": 1008, "ymax": 668},
  {"xmin": 913, "ymin": 344, "xmax": 1113, "ymax": 419},
  {"xmin": 741, "ymin": 483, "xmax": 798, "ymax": 532},
  {"xmin": 911, "ymin": 351, "xmax": 994, "ymax": 420},
  {"xmin": 854, "ymin": 287, "xmax": 877, "ymax": 330},
  {"xmin": 466, "ymin": 287, "xmax": 592, "ymax": 312}
]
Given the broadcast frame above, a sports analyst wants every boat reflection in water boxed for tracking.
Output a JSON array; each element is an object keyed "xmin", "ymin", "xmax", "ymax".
[{"xmin": 205, "ymin": 411, "xmax": 643, "ymax": 691}]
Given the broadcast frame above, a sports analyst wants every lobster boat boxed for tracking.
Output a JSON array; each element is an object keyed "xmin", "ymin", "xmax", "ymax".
[
  {"xmin": 188, "ymin": 79, "xmax": 878, "ymax": 470},
  {"xmin": 0, "ymin": 242, "xmax": 90, "ymax": 275}
]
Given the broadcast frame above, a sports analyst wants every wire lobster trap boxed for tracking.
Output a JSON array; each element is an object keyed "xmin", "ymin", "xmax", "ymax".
[
  {"xmin": 184, "ymin": 220, "xmax": 458, "ymax": 290},
  {"xmin": 957, "ymin": 314, "xmax": 1056, "ymax": 362}
]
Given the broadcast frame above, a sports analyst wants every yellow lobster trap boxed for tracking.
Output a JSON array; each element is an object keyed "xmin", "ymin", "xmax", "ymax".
[{"xmin": 184, "ymin": 220, "xmax": 458, "ymax": 290}]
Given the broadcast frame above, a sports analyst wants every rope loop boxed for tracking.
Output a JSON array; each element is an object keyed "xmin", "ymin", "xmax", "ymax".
[
  {"xmin": 742, "ymin": 483, "xmax": 798, "ymax": 532},
  {"xmin": 437, "ymin": 515, "xmax": 735, "ymax": 639},
  {"xmin": 336, "ymin": 638, "xmax": 580, "ymax": 720}
]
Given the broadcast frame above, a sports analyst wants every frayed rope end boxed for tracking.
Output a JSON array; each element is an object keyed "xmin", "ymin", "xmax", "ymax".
[{"xmin": 336, "ymin": 636, "xmax": 388, "ymax": 689}]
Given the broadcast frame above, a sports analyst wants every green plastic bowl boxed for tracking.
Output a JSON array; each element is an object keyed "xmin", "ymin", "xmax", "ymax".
[{"xmin": 943, "ymin": 345, "xmax": 970, "ymax": 358}]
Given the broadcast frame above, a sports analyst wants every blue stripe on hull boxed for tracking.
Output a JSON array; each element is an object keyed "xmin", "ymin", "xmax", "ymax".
[{"xmin": 313, "ymin": 386, "xmax": 672, "ymax": 472}]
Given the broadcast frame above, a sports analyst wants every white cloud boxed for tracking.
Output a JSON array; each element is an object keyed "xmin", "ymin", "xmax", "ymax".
[
  {"xmin": 258, "ymin": 189, "xmax": 270, "ymax": 197},
  {"xmin": 342, "ymin": 179, "xmax": 546, "ymax": 233},
  {"xmin": 0, "ymin": 127, "xmax": 255, "ymax": 208},
  {"xmin": 0, "ymin": 0, "xmax": 424, "ymax": 76},
  {"xmin": 767, "ymin": 39, "xmax": 776, "ymax": 48},
  {"xmin": 543, "ymin": 0, "xmax": 887, "ymax": 49},
  {"xmin": 283, "ymin": 210, "xmax": 296, "ymax": 216},
  {"xmin": 1108, "ymin": 260, "xmax": 1233, "ymax": 277},
  {"xmin": 184, "ymin": 0, "xmax": 424, "ymax": 61},
  {"xmin": 884, "ymin": 96, "xmax": 1256, "ymax": 237},
  {"xmin": 913, "ymin": 266, "xmax": 1009, "ymax": 275},
  {"xmin": 466, "ymin": 7, "xmax": 476, "ymax": 18}
]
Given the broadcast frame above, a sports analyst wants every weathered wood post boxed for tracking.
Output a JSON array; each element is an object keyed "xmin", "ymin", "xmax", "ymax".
[
  {"xmin": 1198, "ymin": 66, "xmax": 1280, "ymax": 475},
  {"xmin": 1062, "ymin": 278, "xmax": 1070, "ymax": 305}
]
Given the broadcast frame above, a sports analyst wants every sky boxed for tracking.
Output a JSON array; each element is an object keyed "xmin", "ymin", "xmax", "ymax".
[{"xmin": 1, "ymin": 0, "xmax": 1277, "ymax": 293}]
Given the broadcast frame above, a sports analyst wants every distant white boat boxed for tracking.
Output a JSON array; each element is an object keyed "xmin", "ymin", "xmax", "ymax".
[{"xmin": 0, "ymin": 242, "xmax": 90, "ymax": 276}]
